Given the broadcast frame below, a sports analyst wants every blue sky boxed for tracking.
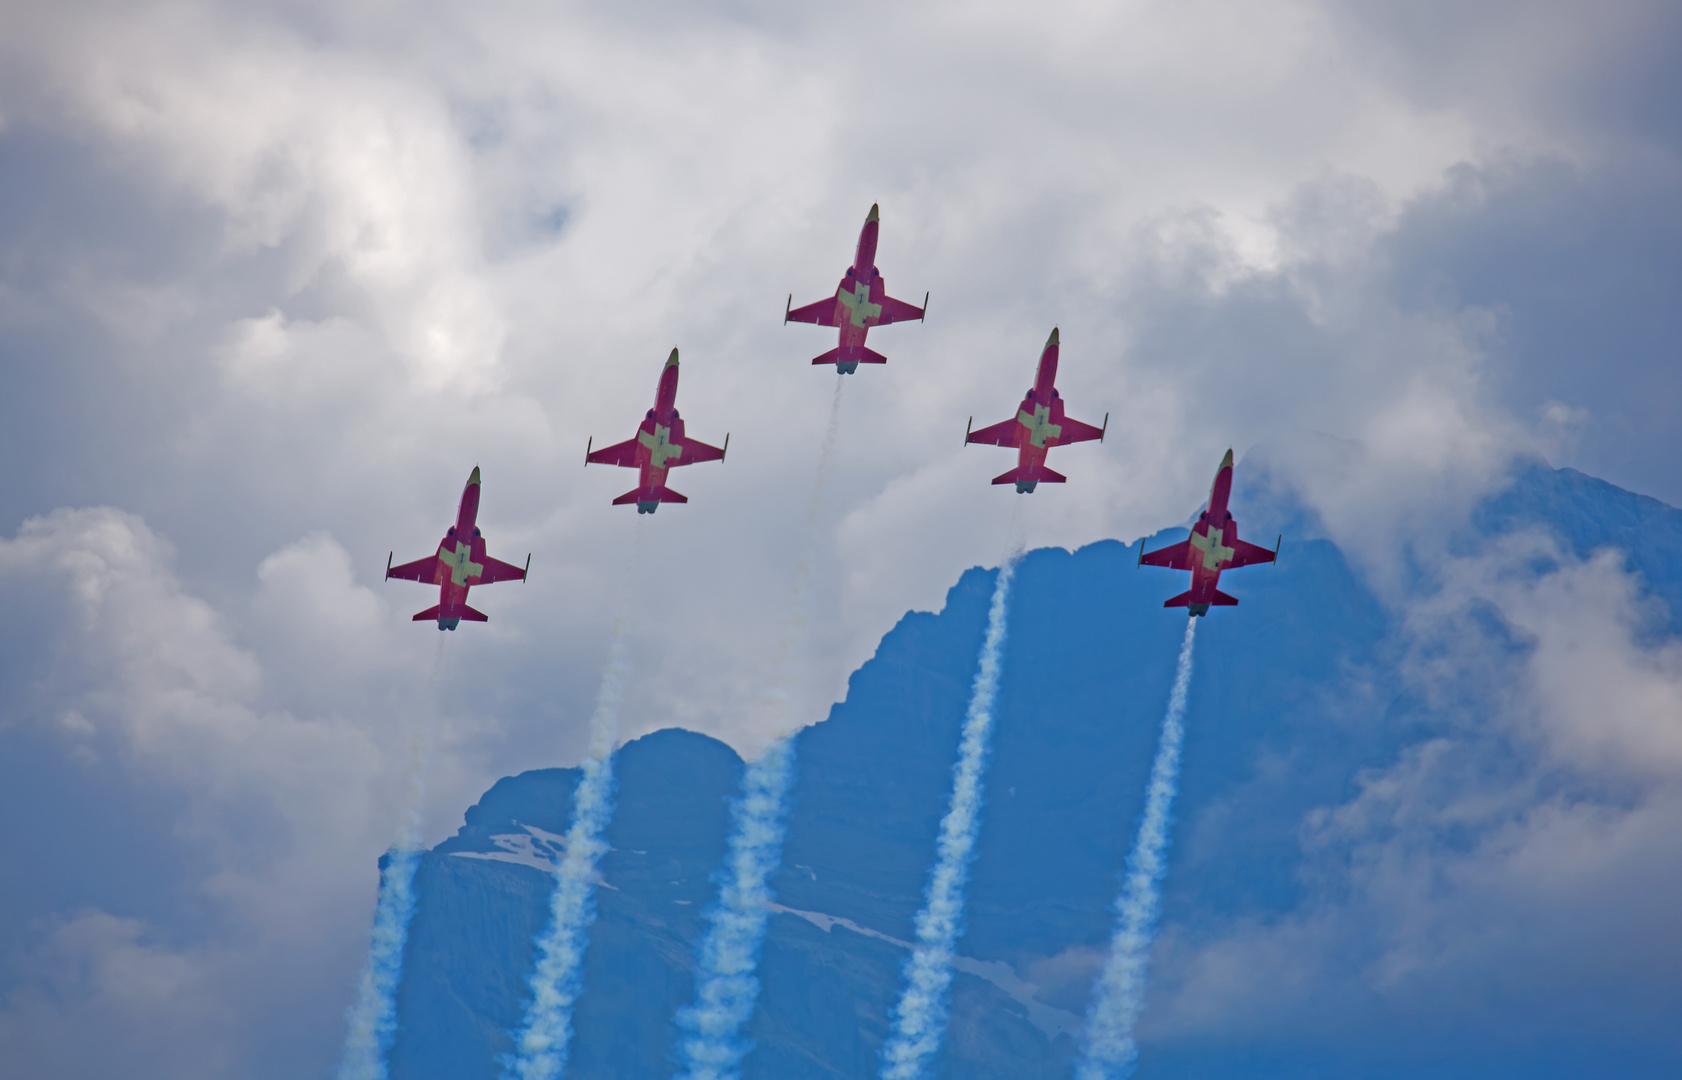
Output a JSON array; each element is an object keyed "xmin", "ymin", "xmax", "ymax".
[{"xmin": 0, "ymin": 1, "xmax": 1679, "ymax": 1075}]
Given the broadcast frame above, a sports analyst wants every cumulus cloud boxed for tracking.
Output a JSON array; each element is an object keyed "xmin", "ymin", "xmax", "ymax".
[
  {"xmin": 1144, "ymin": 529, "xmax": 1682, "ymax": 1056},
  {"xmin": 0, "ymin": 0, "xmax": 1647, "ymax": 750},
  {"xmin": 1, "ymin": 0, "xmax": 1679, "ymax": 1074},
  {"xmin": 0, "ymin": 508, "xmax": 465, "ymax": 1078},
  {"xmin": 0, "ymin": 910, "xmax": 239, "ymax": 1080}
]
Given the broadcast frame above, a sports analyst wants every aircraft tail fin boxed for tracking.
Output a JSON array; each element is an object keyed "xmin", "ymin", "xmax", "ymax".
[
  {"xmin": 418, "ymin": 603, "xmax": 488, "ymax": 624},
  {"xmin": 613, "ymin": 487, "xmax": 688, "ymax": 506},
  {"xmin": 990, "ymin": 465, "xmax": 1067, "ymax": 486},
  {"xmin": 1163, "ymin": 590, "xmax": 1239, "ymax": 610},
  {"xmin": 811, "ymin": 346, "xmax": 888, "ymax": 367}
]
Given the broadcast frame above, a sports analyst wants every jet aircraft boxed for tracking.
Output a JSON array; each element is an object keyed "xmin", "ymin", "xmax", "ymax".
[
  {"xmin": 586, "ymin": 348, "xmax": 727, "ymax": 512},
  {"xmin": 386, "ymin": 466, "xmax": 530, "ymax": 630},
  {"xmin": 785, "ymin": 204, "xmax": 926, "ymax": 373},
  {"xmin": 964, "ymin": 328, "xmax": 1107, "ymax": 492},
  {"xmin": 1138, "ymin": 449, "xmax": 1279, "ymax": 616}
]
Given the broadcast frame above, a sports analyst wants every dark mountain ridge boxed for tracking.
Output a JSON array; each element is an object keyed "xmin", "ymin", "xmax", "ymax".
[{"xmin": 389, "ymin": 460, "xmax": 1682, "ymax": 1079}]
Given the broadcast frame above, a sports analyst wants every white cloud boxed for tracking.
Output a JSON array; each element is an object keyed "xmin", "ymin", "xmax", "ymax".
[
  {"xmin": 0, "ymin": 0, "xmax": 1588, "ymax": 748},
  {"xmin": 1, "ymin": 0, "xmax": 1678, "ymax": 1073},
  {"xmin": 0, "ymin": 508, "xmax": 480, "ymax": 1078},
  {"xmin": 1145, "ymin": 531, "xmax": 1682, "ymax": 1047},
  {"xmin": 0, "ymin": 911, "xmax": 239, "ymax": 1080}
]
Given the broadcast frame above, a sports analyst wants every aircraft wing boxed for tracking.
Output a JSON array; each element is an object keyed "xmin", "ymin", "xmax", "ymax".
[
  {"xmin": 478, "ymin": 553, "xmax": 528, "ymax": 584},
  {"xmin": 966, "ymin": 417, "xmax": 1019, "ymax": 447},
  {"xmin": 1227, "ymin": 536, "xmax": 1278, "ymax": 569},
  {"xmin": 1054, "ymin": 415, "xmax": 1106, "ymax": 446},
  {"xmin": 1139, "ymin": 539, "xmax": 1191, "ymax": 570},
  {"xmin": 587, "ymin": 437, "xmax": 640, "ymax": 468},
  {"xmin": 786, "ymin": 295, "xmax": 839, "ymax": 326},
  {"xmin": 388, "ymin": 554, "xmax": 440, "ymax": 584},
  {"xmin": 874, "ymin": 292, "xmax": 925, "ymax": 326},
  {"xmin": 677, "ymin": 435, "xmax": 726, "ymax": 465}
]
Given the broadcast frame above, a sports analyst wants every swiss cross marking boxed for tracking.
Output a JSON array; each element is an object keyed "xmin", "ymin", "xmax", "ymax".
[
  {"xmin": 444, "ymin": 540, "xmax": 484, "ymax": 585},
  {"xmin": 1016, "ymin": 405, "xmax": 1063, "ymax": 448},
  {"xmin": 638, "ymin": 424, "xmax": 683, "ymax": 469},
  {"xmin": 838, "ymin": 282, "xmax": 882, "ymax": 327},
  {"xmin": 1189, "ymin": 526, "xmax": 1235, "ymax": 571}
]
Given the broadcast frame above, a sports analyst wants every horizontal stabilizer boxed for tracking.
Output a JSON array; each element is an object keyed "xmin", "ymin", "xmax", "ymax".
[
  {"xmin": 1161, "ymin": 590, "xmax": 1240, "ymax": 609},
  {"xmin": 613, "ymin": 487, "xmax": 687, "ymax": 505},
  {"xmin": 411, "ymin": 605, "xmax": 441, "ymax": 622},
  {"xmin": 454, "ymin": 605, "xmax": 489, "ymax": 622},
  {"xmin": 811, "ymin": 346, "xmax": 889, "ymax": 367},
  {"xmin": 991, "ymin": 465, "xmax": 1066, "ymax": 486}
]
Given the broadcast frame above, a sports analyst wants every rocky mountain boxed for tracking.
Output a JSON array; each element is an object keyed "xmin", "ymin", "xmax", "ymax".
[{"xmin": 387, "ymin": 461, "xmax": 1682, "ymax": 1079}]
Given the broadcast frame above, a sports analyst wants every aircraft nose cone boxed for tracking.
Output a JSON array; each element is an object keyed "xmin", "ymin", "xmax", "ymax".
[
  {"xmin": 666, "ymin": 347, "xmax": 679, "ymax": 367},
  {"xmin": 867, "ymin": 203, "xmax": 879, "ymax": 223},
  {"xmin": 1047, "ymin": 327, "xmax": 1060, "ymax": 347},
  {"xmin": 1221, "ymin": 448, "xmax": 1234, "ymax": 469},
  {"xmin": 469, "ymin": 465, "xmax": 481, "ymax": 485}
]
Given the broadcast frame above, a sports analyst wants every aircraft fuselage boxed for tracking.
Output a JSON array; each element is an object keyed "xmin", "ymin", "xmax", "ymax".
[
  {"xmin": 630, "ymin": 353, "xmax": 688, "ymax": 512},
  {"xmin": 1007, "ymin": 336, "xmax": 1068, "ymax": 491},
  {"xmin": 827, "ymin": 212, "xmax": 885, "ymax": 372},
  {"xmin": 1180, "ymin": 459, "xmax": 1238, "ymax": 616}
]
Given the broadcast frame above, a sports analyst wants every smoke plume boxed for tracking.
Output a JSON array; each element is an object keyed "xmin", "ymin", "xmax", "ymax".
[
  {"xmin": 672, "ymin": 376, "xmax": 845, "ymax": 1080},
  {"xmin": 1075, "ymin": 617, "xmax": 1199, "ymax": 1080},
  {"xmin": 673, "ymin": 738, "xmax": 796, "ymax": 1080},
  {"xmin": 336, "ymin": 639, "xmax": 441, "ymax": 1080},
  {"xmin": 879, "ymin": 555, "xmax": 1019, "ymax": 1080},
  {"xmin": 336, "ymin": 847, "xmax": 422, "ymax": 1080},
  {"xmin": 503, "ymin": 621, "xmax": 632, "ymax": 1080}
]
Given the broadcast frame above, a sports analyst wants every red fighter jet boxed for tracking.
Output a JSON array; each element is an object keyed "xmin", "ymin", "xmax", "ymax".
[
  {"xmin": 785, "ymin": 203, "xmax": 927, "ymax": 374},
  {"xmin": 1138, "ymin": 450, "xmax": 1280, "ymax": 616},
  {"xmin": 585, "ymin": 348, "xmax": 727, "ymax": 513},
  {"xmin": 386, "ymin": 466, "xmax": 530, "ymax": 630},
  {"xmin": 964, "ymin": 328, "xmax": 1108, "ymax": 492}
]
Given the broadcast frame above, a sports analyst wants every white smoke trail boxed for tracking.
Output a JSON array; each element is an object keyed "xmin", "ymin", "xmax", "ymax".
[
  {"xmin": 673, "ymin": 737, "xmax": 795, "ymax": 1080},
  {"xmin": 673, "ymin": 375, "xmax": 845, "ymax": 1080},
  {"xmin": 505, "ymin": 522, "xmax": 643, "ymax": 1080},
  {"xmin": 1075, "ymin": 617, "xmax": 1199, "ymax": 1080},
  {"xmin": 879, "ymin": 555, "xmax": 1019, "ymax": 1080},
  {"xmin": 337, "ymin": 638, "xmax": 443, "ymax": 1080},
  {"xmin": 337, "ymin": 847, "xmax": 422, "ymax": 1080},
  {"xmin": 783, "ymin": 374, "xmax": 846, "ymax": 650},
  {"xmin": 503, "ymin": 623, "xmax": 632, "ymax": 1080}
]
